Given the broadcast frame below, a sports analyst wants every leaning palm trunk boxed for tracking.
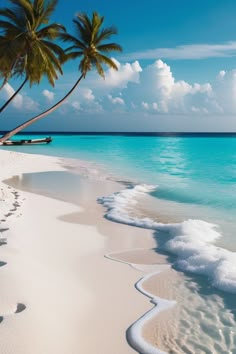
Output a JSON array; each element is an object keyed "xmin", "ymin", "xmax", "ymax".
[
  {"xmin": 0, "ymin": 77, "xmax": 28, "ymax": 114},
  {"xmin": 0, "ymin": 75, "xmax": 84, "ymax": 143}
]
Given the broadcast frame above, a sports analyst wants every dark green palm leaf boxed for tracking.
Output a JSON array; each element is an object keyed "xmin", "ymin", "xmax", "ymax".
[
  {"xmin": 64, "ymin": 45, "xmax": 84, "ymax": 53},
  {"xmin": 10, "ymin": 0, "xmax": 34, "ymax": 26},
  {"xmin": 92, "ymin": 57, "xmax": 105, "ymax": 78},
  {"xmin": 94, "ymin": 53, "xmax": 119, "ymax": 70},
  {"xmin": 73, "ymin": 18, "xmax": 91, "ymax": 44},
  {"xmin": 0, "ymin": 20, "xmax": 20, "ymax": 33},
  {"xmin": 33, "ymin": 0, "xmax": 44, "ymax": 14},
  {"xmin": 0, "ymin": 9, "xmax": 25, "ymax": 28},
  {"xmin": 40, "ymin": 42, "xmax": 63, "ymax": 74},
  {"xmin": 94, "ymin": 27, "xmax": 118, "ymax": 45},
  {"xmin": 41, "ymin": 40, "xmax": 65, "ymax": 57},
  {"xmin": 60, "ymin": 32, "xmax": 86, "ymax": 49},
  {"xmin": 37, "ymin": 23, "xmax": 66, "ymax": 39},
  {"xmin": 76, "ymin": 13, "xmax": 93, "ymax": 33},
  {"xmin": 97, "ymin": 43, "xmax": 122, "ymax": 53},
  {"xmin": 60, "ymin": 51, "xmax": 83, "ymax": 64},
  {"xmin": 79, "ymin": 56, "xmax": 92, "ymax": 77},
  {"xmin": 40, "ymin": 0, "xmax": 58, "ymax": 24}
]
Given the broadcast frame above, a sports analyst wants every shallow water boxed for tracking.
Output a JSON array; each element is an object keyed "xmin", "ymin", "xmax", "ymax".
[
  {"xmin": 142, "ymin": 270, "xmax": 236, "ymax": 354},
  {"xmin": 2, "ymin": 135, "xmax": 236, "ymax": 211}
]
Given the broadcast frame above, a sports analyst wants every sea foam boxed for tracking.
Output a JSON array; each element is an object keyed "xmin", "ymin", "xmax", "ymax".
[
  {"xmin": 128, "ymin": 271, "xmax": 176, "ymax": 354},
  {"xmin": 98, "ymin": 184, "xmax": 236, "ymax": 294}
]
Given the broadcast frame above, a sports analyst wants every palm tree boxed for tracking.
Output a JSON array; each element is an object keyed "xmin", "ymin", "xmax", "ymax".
[
  {"xmin": 0, "ymin": 0, "xmax": 65, "ymax": 114},
  {"xmin": 0, "ymin": 11, "xmax": 122, "ymax": 143}
]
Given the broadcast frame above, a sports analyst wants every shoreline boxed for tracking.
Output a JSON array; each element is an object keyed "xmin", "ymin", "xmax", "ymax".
[{"xmin": 0, "ymin": 150, "xmax": 178, "ymax": 354}]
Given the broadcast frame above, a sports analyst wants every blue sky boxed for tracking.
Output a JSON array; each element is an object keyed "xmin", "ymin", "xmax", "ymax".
[{"xmin": 2, "ymin": 0, "xmax": 236, "ymax": 132}]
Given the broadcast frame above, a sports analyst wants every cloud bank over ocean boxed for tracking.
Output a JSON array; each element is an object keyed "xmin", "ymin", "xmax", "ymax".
[
  {"xmin": 55, "ymin": 59, "xmax": 236, "ymax": 116},
  {"xmin": 2, "ymin": 58, "xmax": 236, "ymax": 132}
]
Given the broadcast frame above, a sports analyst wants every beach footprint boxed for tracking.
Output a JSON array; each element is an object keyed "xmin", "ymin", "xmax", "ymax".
[
  {"xmin": 0, "ymin": 227, "xmax": 9, "ymax": 246},
  {"xmin": 15, "ymin": 303, "xmax": 26, "ymax": 314},
  {"xmin": 0, "ymin": 188, "xmax": 23, "ymax": 221},
  {"xmin": 0, "ymin": 303, "xmax": 26, "ymax": 324},
  {"xmin": 0, "ymin": 228, "xmax": 9, "ymax": 233}
]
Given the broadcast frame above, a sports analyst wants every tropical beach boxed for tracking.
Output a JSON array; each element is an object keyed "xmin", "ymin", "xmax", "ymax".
[{"xmin": 1, "ymin": 0, "xmax": 236, "ymax": 353}]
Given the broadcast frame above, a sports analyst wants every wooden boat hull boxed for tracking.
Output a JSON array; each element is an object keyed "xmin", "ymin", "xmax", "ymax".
[{"xmin": 1, "ymin": 137, "xmax": 52, "ymax": 146}]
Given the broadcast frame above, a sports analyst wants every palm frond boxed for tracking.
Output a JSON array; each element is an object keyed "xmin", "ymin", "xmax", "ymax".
[
  {"xmin": 40, "ymin": 41, "xmax": 63, "ymax": 74},
  {"xmin": 33, "ymin": 0, "xmax": 44, "ymax": 15},
  {"xmin": 94, "ymin": 53, "xmax": 119, "ymax": 71},
  {"xmin": 26, "ymin": 41, "xmax": 58, "ymax": 85},
  {"xmin": 91, "ymin": 12, "xmax": 104, "ymax": 38},
  {"xmin": 10, "ymin": 0, "xmax": 34, "ymax": 27},
  {"xmin": 64, "ymin": 45, "xmax": 83, "ymax": 53},
  {"xmin": 79, "ymin": 56, "xmax": 92, "ymax": 77},
  {"xmin": 73, "ymin": 18, "xmax": 91, "ymax": 44},
  {"xmin": 61, "ymin": 51, "xmax": 83, "ymax": 64},
  {"xmin": 41, "ymin": 40, "xmax": 65, "ymax": 57},
  {"xmin": 37, "ymin": 23, "xmax": 66, "ymax": 39},
  {"xmin": 76, "ymin": 13, "xmax": 92, "ymax": 33},
  {"xmin": 0, "ymin": 20, "xmax": 20, "ymax": 34},
  {"xmin": 60, "ymin": 32, "xmax": 86, "ymax": 49},
  {"xmin": 97, "ymin": 43, "xmax": 122, "ymax": 53},
  {"xmin": 92, "ymin": 57, "xmax": 105, "ymax": 78},
  {"xmin": 0, "ymin": 8, "xmax": 24, "ymax": 28},
  {"xmin": 40, "ymin": 0, "xmax": 58, "ymax": 24},
  {"xmin": 95, "ymin": 26, "xmax": 118, "ymax": 45}
]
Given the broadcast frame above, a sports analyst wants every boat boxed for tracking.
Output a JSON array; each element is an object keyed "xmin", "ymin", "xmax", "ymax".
[{"xmin": 1, "ymin": 137, "xmax": 52, "ymax": 146}]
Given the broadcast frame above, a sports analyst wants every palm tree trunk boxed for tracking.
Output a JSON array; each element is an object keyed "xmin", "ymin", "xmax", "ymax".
[
  {"xmin": 0, "ymin": 77, "xmax": 28, "ymax": 114},
  {"xmin": 0, "ymin": 74, "xmax": 84, "ymax": 143}
]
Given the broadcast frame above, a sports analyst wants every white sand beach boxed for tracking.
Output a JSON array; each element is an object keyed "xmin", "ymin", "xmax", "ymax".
[{"xmin": 0, "ymin": 150, "xmax": 177, "ymax": 354}]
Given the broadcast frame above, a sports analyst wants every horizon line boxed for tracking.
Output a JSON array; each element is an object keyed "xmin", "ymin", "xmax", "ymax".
[{"xmin": 1, "ymin": 131, "xmax": 236, "ymax": 137}]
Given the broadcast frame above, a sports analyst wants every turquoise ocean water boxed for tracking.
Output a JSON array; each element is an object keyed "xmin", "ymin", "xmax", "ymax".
[
  {"xmin": 2, "ymin": 134, "xmax": 236, "ymax": 353},
  {"xmin": 3, "ymin": 134, "xmax": 236, "ymax": 218}
]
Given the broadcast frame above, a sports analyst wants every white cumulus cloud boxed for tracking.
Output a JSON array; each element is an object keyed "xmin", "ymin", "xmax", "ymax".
[
  {"xmin": 2, "ymin": 83, "xmax": 23, "ymax": 108},
  {"xmin": 101, "ymin": 59, "xmax": 142, "ymax": 89},
  {"xmin": 42, "ymin": 89, "xmax": 54, "ymax": 101},
  {"xmin": 4, "ymin": 58, "xmax": 236, "ymax": 119},
  {"xmin": 108, "ymin": 94, "xmax": 125, "ymax": 105},
  {"xmin": 81, "ymin": 88, "xmax": 95, "ymax": 101},
  {"xmin": 124, "ymin": 59, "xmax": 213, "ymax": 114},
  {"xmin": 65, "ymin": 59, "xmax": 236, "ymax": 115},
  {"xmin": 1, "ymin": 83, "xmax": 39, "ymax": 111}
]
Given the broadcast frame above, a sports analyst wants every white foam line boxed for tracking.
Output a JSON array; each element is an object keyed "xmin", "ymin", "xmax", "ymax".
[
  {"xmin": 105, "ymin": 252, "xmax": 139, "ymax": 270},
  {"xmin": 105, "ymin": 249, "xmax": 170, "ymax": 272},
  {"xmin": 99, "ymin": 184, "xmax": 236, "ymax": 294},
  {"xmin": 106, "ymin": 252, "xmax": 175, "ymax": 354}
]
